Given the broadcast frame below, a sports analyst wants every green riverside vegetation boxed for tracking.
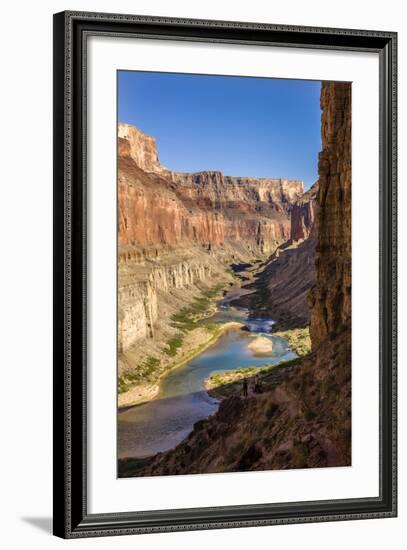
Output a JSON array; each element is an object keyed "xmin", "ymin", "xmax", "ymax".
[
  {"xmin": 273, "ymin": 327, "xmax": 311, "ymax": 356},
  {"xmin": 119, "ymin": 283, "xmax": 229, "ymax": 394},
  {"xmin": 170, "ymin": 284, "xmax": 226, "ymax": 332},
  {"xmin": 206, "ymin": 357, "xmax": 300, "ymax": 399}
]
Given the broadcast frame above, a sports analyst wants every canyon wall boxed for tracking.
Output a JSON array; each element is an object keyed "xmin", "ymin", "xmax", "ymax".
[
  {"xmin": 119, "ymin": 280, "xmax": 157, "ymax": 352},
  {"xmin": 118, "ymin": 123, "xmax": 164, "ymax": 173},
  {"xmin": 235, "ymin": 181, "xmax": 318, "ymax": 329},
  {"xmin": 309, "ymin": 82, "xmax": 351, "ymax": 348},
  {"xmin": 290, "ymin": 182, "xmax": 318, "ymax": 242},
  {"xmin": 119, "ymin": 256, "xmax": 213, "ymax": 353},
  {"xmin": 118, "ymin": 159, "xmax": 227, "ymax": 250},
  {"xmin": 118, "ymin": 123, "xmax": 303, "ymax": 255}
]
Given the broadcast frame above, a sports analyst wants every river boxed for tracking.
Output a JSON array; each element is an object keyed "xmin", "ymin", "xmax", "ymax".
[{"xmin": 118, "ymin": 270, "xmax": 296, "ymax": 459}]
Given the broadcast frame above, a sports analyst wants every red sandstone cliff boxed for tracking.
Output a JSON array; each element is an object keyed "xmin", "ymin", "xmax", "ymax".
[{"xmin": 118, "ymin": 123, "xmax": 303, "ymax": 256}]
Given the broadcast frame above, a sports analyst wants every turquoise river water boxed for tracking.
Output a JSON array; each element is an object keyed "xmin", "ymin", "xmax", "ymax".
[{"xmin": 118, "ymin": 280, "xmax": 296, "ymax": 459}]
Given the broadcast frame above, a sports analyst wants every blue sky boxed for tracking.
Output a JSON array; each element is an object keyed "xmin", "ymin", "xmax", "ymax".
[{"xmin": 118, "ymin": 71, "xmax": 321, "ymax": 189}]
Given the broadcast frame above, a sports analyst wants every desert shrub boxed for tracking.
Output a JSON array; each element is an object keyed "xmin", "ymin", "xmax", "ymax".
[
  {"xmin": 164, "ymin": 335, "xmax": 183, "ymax": 356},
  {"xmin": 292, "ymin": 441, "xmax": 309, "ymax": 468},
  {"xmin": 141, "ymin": 357, "xmax": 160, "ymax": 379},
  {"xmin": 304, "ymin": 408, "xmax": 317, "ymax": 421},
  {"xmin": 225, "ymin": 440, "xmax": 246, "ymax": 464},
  {"xmin": 117, "ymin": 457, "xmax": 153, "ymax": 477},
  {"xmin": 171, "ymin": 284, "xmax": 225, "ymax": 331},
  {"xmin": 265, "ymin": 402, "xmax": 279, "ymax": 420},
  {"xmin": 202, "ymin": 322, "xmax": 219, "ymax": 333},
  {"xmin": 118, "ymin": 376, "xmax": 130, "ymax": 394},
  {"xmin": 237, "ymin": 443, "xmax": 263, "ymax": 470}
]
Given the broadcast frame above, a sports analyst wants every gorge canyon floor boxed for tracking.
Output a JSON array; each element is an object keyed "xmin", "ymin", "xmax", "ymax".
[{"xmin": 116, "ymin": 78, "xmax": 351, "ymax": 477}]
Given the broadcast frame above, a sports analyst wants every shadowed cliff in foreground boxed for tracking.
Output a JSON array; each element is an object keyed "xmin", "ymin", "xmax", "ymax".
[{"xmin": 119, "ymin": 80, "xmax": 352, "ymax": 476}]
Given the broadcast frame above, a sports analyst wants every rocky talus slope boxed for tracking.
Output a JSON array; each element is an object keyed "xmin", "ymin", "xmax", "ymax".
[{"xmin": 125, "ymin": 80, "xmax": 351, "ymax": 475}]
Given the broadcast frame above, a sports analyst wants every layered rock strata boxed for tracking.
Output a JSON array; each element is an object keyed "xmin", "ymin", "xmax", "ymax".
[
  {"xmin": 119, "ymin": 257, "xmax": 212, "ymax": 352},
  {"xmin": 118, "ymin": 123, "xmax": 303, "ymax": 255}
]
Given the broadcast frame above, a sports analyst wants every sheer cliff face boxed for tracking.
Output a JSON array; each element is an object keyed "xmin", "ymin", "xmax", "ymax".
[
  {"xmin": 290, "ymin": 183, "xmax": 318, "ymax": 242},
  {"xmin": 118, "ymin": 159, "xmax": 227, "ymax": 251},
  {"xmin": 309, "ymin": 82, "xmax": 351, "ymax": 348},
  {"xmin": 118, "ymin": 123, "xmax": 303, "ymax": 255}
]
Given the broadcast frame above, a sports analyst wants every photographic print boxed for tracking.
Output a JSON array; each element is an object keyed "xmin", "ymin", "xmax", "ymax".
[
  {"xmin": 117, "ymin": 71, "xmax": 351, "ymax": 478},
  {"xmin": 53, "ymin": 13, "xmax": 397, "ymax": 536}
]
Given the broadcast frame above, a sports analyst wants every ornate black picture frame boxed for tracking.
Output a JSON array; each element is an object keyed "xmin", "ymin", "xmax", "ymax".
[{"xmin": 53, "ymin": 11, "xmax": 397, "ymax": 538}]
